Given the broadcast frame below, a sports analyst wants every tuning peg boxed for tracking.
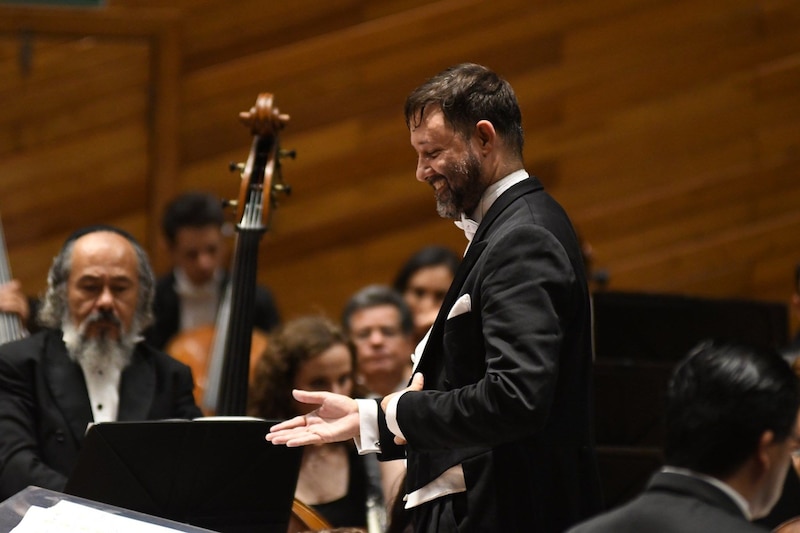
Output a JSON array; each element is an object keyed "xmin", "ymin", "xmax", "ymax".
[
  {"xmin": 279, "ymin": 149, "xmax": 297, "ymax": 160},
  {"xmin": 273, "ymin": 183, "xmax": 292, "ymax": 196},
  {"xmin": 228, "ymin": 161, "xmax": 245, "ymax": 173},
  {"xmin": 222, "ymin": 199, "xmax": 238, "ymax": 209}
]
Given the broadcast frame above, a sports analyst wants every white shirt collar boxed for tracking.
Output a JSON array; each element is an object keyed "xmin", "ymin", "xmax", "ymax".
[
  {"xmin": 173, "ymin": 267, "xmax": 222, "ymax": 298},
  {"xmin": 173, "ymin": 268, "xmax": 223, "ymax": 331},
  {"xmin": 454, "ymin": 169, "xmax": 529, "ymax": 244}
]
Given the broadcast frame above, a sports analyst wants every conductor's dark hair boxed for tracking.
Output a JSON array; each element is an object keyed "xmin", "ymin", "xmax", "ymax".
[
  {"xmin": 664, "ymin": 339, "xmax": 800, "ymax": 478},
  {"xmin": 404, "ymin": 62, "xmax": 524, "ymax": 159}
]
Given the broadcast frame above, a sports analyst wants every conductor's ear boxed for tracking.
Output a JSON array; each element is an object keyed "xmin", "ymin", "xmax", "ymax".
[{"xmin": 474, "ymin": 120, "xmax": 496, "ymax": 153}]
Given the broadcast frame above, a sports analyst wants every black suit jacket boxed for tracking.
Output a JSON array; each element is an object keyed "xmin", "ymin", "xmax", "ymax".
[
  {"xmin": 0, "ymin": 329, "xmax": 202, "ymax": 499},
  {"xmin": 379, "ymin": 177, "xmax": 603, "ymax": 532},
  {"xmin": 144, "ymin": 271, "xmax": 280, "ymax": 350},
  {"xmin": 567, "ymin": 471, "xmax": 769, "ymax": 532}
]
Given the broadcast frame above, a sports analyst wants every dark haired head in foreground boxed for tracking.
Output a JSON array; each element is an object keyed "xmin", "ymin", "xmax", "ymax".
[{"xmin": 569, "ymin": 339, "xmax": 800, "ymax": 533}]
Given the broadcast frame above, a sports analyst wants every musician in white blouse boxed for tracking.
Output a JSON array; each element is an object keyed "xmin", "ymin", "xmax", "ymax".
[{"xmin": 0, "ymin": 225, "xmax": 200, "ymax": 500}]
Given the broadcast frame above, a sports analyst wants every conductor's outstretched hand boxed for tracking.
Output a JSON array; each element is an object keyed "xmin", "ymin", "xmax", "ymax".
[
  {"xmin": 265, "ymin": 390, "xmax": 360, "ymax": 447},
  {"xmin": 266, "ymin": 373, "xmax": 425, "ymax": 447}
]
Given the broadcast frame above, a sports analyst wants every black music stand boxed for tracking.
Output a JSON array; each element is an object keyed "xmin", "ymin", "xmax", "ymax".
[{"xmin": 64, "ymin": 418, "xmax": 302, "ymax": 533}]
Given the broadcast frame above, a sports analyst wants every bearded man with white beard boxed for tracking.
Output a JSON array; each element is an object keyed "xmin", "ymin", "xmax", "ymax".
[{"xmin": 0, "ymin": 226, "xmax": 201, "ymax": 500}]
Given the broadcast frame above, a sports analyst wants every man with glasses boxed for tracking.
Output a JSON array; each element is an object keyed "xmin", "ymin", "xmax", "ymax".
[
  {"xmin": 341, "ymin": 284, "xmax": 415, "ymax": 398},
  {"xmin": 341, "ymin": 284, "xmax": 415, "ymax": 528}
]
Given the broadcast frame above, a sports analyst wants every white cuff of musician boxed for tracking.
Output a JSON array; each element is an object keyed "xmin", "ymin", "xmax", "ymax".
[{"xmin": 385, "ymin": 390, "xmax": 407, "ymax": 440}]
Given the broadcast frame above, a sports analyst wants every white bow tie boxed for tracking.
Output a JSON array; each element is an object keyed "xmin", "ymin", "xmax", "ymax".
[{"xmin": 454, "ymin": 214, "xmax": 479, "ymax": 242}]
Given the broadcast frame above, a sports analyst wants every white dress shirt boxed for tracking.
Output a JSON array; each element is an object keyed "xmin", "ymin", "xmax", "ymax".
[
  {"xmin": 78, "ymin": 357, "xmax": 124, "ymax": 424},
  {"xmin": 174, "ymin": 268, "xmax": 222, "ymax": 331}
]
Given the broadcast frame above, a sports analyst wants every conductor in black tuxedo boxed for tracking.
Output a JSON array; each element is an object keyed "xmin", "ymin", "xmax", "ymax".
[
  {"xmin": 0, "ymin": 226, "xmax": 201, "ymax": 500},
  {"xmin": 568, "ymin": 340, "xmax": 800, "ymax": 533},
  {"xmin": 267, "ymin": 63, "xmax": 603, "ymax": 532}
]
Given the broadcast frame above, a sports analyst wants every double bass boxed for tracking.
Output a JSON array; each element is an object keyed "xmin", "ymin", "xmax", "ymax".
[
  {"xmin": 165, "ymin": 277, "xmax": 268, "ymax": 414},
  {"xmin": 214, "ymin": 94, "xmax": 330, "ymax": 531},
  {"xmin": 216, "ymin": 92, "xmax": 292, "ymax": 416}
]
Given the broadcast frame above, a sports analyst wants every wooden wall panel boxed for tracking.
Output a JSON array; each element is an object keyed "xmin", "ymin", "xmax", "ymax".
[
  {"xmin": 0, "ymin": 0, "xmax": 799, "ymax": 337},
  {"xmin": 0, "ymin": 29, "xmax": 151, "ymax": 297},
  {"xmin": 0, "ymin": 6, "xmax": 181, "ymax": 276}
]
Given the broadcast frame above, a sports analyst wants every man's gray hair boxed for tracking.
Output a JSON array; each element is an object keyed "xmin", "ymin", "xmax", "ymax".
[{"xmin": 37, "ymin": 230, "xmax": 156, "ymax": 333}]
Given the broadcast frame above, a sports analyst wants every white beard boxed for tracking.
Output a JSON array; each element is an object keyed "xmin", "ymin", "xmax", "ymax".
[{"xmin": 62, "ymin": 311, "xmax": 138, "ymax": 374}]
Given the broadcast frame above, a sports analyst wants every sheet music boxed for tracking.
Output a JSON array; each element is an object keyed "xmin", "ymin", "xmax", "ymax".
[{"xmin": 11, "ymin": 500, "xmax": 186, "ymax": 533}]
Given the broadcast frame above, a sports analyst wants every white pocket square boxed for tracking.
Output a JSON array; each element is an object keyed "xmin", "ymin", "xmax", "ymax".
[{"xmin": 447, "ymin": 294, "xmax": 472, "ymax": 319}]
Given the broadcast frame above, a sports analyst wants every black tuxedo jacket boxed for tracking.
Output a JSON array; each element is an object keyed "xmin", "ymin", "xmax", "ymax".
[
  {"xmin": 567, "ymin": 471, "xmax": 768, "ymax": 532},
  {"xmin": 379, "ymin": 177, "xmax": 603, "ymax": 532},
  {"xmin": 145, "ymin": 271, "xmax": 280, "ymax": 350},
  {"xmin": 0, "ymin": 329, "xmax": 202, "ymax": 500}
]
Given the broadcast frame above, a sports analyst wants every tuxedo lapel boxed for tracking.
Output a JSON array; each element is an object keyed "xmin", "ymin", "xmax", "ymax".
[
  {"xmin": 413, "ymin": 178, "xmax": 541, "ymax": 379},
  {"xmin": 118, "ymin": 347, "xmax": 155, "ymax": 420},
  {"xmin": 414, "ymin": 240, "xmax": 487, "ymax": 378},
  {"xmin": 470, "ymin": 177, "xmax": 541, "ymax": 245},
  {"xmin": 43, "ymin": 335, "xmax": 93, "ymax": 443}
]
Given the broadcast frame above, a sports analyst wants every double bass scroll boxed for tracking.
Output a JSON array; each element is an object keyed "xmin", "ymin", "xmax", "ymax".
[{"xmin": 215, "ymin": 93, "xmax": 293, "ymax": 416}]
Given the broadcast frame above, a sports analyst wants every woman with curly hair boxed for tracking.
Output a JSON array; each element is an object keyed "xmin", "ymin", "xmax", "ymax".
[{"xmin": 249, "ymin": 315, "xmax": 377, "ymax": 530}]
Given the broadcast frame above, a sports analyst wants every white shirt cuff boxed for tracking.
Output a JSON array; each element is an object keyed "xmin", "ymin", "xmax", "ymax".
[
  {"xmin": 354, "ymin": 398, "xmax": 380, "ymax": 454},
  {"xmin": 386, "ymin": 390, "xmax": 408, "ymax": 441}
]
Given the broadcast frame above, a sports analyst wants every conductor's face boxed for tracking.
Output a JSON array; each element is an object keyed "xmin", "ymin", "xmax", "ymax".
[
  {"xmin": 66, "ymin": 232, "xmax": 140, "ymax": 341},
  {"xmin": 411, "ymin": 107, "xmax": 485, "ymax": 219}
]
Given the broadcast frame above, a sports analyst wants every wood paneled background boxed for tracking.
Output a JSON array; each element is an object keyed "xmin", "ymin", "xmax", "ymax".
[{"xmin": 1, "ymin": 0, "xmax": 799, "ymax": 336}]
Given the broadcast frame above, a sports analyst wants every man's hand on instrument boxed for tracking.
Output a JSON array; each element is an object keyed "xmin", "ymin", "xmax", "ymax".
[
  {"xmin": 266, "ymin": 390, "xmax": 360, "ymax": 447},
  {"xmin": 0, "ymin": 280, "xmax": 29, "ymax": 322}
]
